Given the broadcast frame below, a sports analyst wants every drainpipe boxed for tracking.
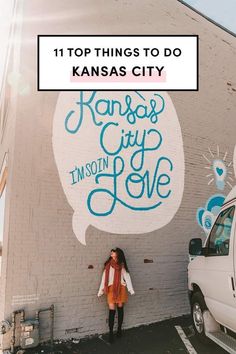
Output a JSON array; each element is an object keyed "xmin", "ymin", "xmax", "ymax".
[
  {"xmin": 35, "ymin": 304, "xmax": 54, "ymax": 347},
  {"xmin": 10, "ymin": 309, "xmax": 25, "ymax": 354}
]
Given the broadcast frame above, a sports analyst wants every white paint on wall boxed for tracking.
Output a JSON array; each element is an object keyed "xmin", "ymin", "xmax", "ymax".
[
  {"xmin": 12, "ymin": 294, "xmax": 40, "ymax": 306},
  {"xmin": 52, "ymin": 91, "xmax": 185, "ymax": 245}
]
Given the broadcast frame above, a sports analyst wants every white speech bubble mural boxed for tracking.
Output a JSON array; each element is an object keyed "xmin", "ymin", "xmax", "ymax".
[{"xmin": 52, "ymin": 91, "xmax": 185, "ymax": 245}]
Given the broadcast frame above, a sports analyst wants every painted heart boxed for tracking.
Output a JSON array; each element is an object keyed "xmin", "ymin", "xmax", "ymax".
[{"xmin": 216, "ymin": 167, "xmax": 223, "ymax": 176}]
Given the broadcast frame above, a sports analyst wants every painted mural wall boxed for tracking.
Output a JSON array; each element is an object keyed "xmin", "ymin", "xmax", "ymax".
[
  {"xmin": 0, "ymin": 0, "xmax": 236, "ymax": 349},
  {"xmin": 52, "ymin": 91, "xmax": 184, "ymax": 245},
  {"xmin": 197, "ymin": 146, "xmax": 235, "ymax": 236}
]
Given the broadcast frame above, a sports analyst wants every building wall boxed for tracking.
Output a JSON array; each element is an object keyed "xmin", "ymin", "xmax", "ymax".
[
  {"xmin": 0, "ymin": 11, "xmax": 22, "ymax": 334},
  {"xmin": 0, "ymin": 0, "xmax": 236, "ymax": 348}
]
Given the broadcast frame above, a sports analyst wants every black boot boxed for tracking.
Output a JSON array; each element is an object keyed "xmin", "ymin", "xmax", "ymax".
[
  {"xmin": 108, "ymin": 309, "xmax": 116, "ymax": 343},
  {"xmin": 117, "ymin": 306, "xmax": 124, "ymax": 338}
]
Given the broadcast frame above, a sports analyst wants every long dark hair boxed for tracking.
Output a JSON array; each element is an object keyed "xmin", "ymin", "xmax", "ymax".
[{"xmin": 104, "ymin": 248, "xmax": 129, "ymax": 272}]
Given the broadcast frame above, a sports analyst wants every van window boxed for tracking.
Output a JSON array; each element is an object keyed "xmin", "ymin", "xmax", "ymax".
[{"xmin": 207, "ymin": 206, "xmax": 235, "ymax": 256}]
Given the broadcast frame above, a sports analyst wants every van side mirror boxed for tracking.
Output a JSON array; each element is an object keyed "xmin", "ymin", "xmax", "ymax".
[{"xmin": 189, "ymin": 238, "xmax": 203, "ymax": 256}]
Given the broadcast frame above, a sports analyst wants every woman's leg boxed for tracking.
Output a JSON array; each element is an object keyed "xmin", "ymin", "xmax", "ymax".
[
  {"xmin": 117, "ymin": 302, "xmax": 124, "ymax": 337},
  {"xmin": 108, "ymin": 303, "xmax": 116, "ymax": 343}
]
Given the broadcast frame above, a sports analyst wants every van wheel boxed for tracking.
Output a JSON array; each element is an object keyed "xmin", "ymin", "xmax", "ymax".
[{"xmin": 191, "ymin": 292, "xmax": 208, "ymax": 341}]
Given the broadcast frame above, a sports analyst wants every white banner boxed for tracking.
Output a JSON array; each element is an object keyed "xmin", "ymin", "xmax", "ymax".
[{"xmin": 38, "ymin": 35, "xmax": 198, "ymax": 91}]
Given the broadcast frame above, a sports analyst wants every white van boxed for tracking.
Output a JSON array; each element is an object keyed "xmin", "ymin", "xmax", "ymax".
[{"xmin": 188, "ymin": 186, "xmax": 236, "ymax": 353}]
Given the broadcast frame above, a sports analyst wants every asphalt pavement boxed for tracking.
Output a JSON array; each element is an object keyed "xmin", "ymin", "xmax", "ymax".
[{"xmin": 22, "ymin": 315, "xmax": 227, "ymax": 354}]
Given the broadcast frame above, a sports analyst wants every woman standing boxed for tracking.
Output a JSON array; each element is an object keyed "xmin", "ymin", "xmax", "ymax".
[{"xmin": 98, "ymin": 248, "xmax": 135, "ymax": 343}]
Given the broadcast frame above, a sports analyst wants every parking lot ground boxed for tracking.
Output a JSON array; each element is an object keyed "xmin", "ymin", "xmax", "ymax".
[{"xmin": 23, "ymin": 315, "xmax": 228, "ymax": 354}]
